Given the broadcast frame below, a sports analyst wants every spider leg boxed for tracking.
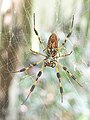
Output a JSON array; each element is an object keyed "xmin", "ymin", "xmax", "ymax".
[
  {"xmin": 57, "ymin": 62, "xmax": 83, "ymax": 87},
  {"xmin": 33, "ymin": 13, "xmax": 45, "ymax": 49},
  {"xmin": 12, "ymin": 59, "xmax": 44, "ymax": 73},
  {"xmin": 30, "ymin": 48, "xmax": 46, "ymax": 57},
  {"xmin": 67, "ymin": 15, "xmax": 74, "ymax": 38},
  {"xmin": 59, "ymin": 15, "xmax": 74, "ymax": 51},
  {"xmin": 55, "ymin": 51, "xmax": 72, "ymax": 59},
  {"xmin": 55, "ymin": 66, "xmax": 63, "ymax": 102},
  {"xmin": 21, "ymin": 64, "xmax": 44, "ymax": 105},
  {"xmin": 60, "ymin": 51, "xmax": 72, "ymax": 57}
]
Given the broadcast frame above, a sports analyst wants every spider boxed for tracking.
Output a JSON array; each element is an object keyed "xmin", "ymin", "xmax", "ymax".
[{"xmin": 13, "ymin": 13, "xmax": 82, "ymax": 104}]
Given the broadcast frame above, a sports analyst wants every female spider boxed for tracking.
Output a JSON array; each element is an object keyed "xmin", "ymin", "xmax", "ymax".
[{"xmin": 14, "ymin": 13, "xmax": 82, "ymax": 104}]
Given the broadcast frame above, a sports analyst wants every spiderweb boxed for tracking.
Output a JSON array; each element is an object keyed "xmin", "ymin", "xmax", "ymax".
[{"xmin": 0, "ymin": 0, "xmax": 90, "ymax": 120}]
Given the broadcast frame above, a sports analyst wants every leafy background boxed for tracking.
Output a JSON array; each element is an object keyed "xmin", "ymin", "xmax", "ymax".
[{"xmin": 0, "ymin": 0, "xmax": 90, "ymax": 120}]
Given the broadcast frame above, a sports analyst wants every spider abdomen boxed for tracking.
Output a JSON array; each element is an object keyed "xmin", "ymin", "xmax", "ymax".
[{"xmin": 47, "ymin": 33, "xmax": 58, "ymax": 57}]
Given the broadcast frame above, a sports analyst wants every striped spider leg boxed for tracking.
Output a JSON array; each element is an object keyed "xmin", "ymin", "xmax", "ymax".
[
  {"xmin": 13, "ymin": 59, "xmax": 45, "ymax": 104},
  {"xmin": 21, "ymin": 64, "xmax": 44, "ymax": 105},
  {"xmin": 59, "ymin": 15, "xmax": 74, "ymax": 51},
  {"xmin": 55, "ymin": 66, "xmax": 63, "ymax": 102},
  {"xmin": 57, "ymin": 61, "xmax": 83, "ymax": 87},
  {"xmin": 33, "ymin": 13, "xmax": 45, "ymax": 49}
]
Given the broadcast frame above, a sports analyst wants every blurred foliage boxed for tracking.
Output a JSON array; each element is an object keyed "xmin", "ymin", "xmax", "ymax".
[
  {"xmin": 1, "ymin": 0, "xmax": 89, "ymax": 120},
  {"xmin": 14, "ymin": 0, "xmax": 90, "ymax": 120}
]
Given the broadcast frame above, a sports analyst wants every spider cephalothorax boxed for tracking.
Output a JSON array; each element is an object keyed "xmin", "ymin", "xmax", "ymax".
[
  {"xmin": 13, "ymin": 13, "xmax": 82, "ymax": 104},
  {"xmin": 44, "ymin": 56, "xmax": 57, "ymax": 68}
]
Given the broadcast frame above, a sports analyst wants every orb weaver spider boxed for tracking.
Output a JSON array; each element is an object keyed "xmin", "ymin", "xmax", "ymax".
[{"xmin": 13, "ymin": 13, "xmax": 82, "ymax": 104}]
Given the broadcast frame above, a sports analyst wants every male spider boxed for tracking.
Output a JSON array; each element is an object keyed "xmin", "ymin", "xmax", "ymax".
[{"xmin": 14, "ymin": 13, "xmax": 82, "ymax": 104}]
